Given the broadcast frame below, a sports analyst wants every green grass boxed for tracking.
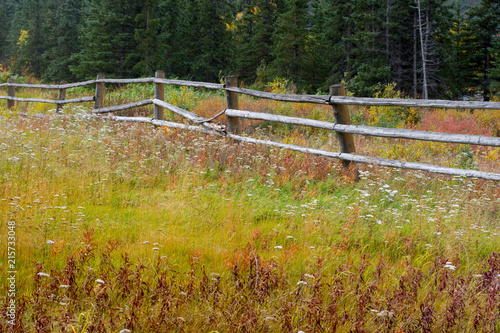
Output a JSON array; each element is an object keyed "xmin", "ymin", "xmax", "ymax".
[{"xmin": 1, "ymin": 104, "xmax": 499, "ymax": 331}]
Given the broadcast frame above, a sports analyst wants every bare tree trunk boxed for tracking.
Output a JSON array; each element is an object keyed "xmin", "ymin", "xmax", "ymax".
[
  {"xmin": 385, "ymin": 0, "xmax": 390, "ymax": 57},
  {"xmin": 416, "ymin": 0, "xmax": 428, "ymax": 99},
  {"xmin": 413, "ymin": 12, "xmax": 418, "ymax": 99},
  {"xmin": 293, "ymin": 6, "xmax": 298, "ymax": 80},
  {"xmin": 346, "ymin": 2, "xmax": 352, "ymax": 73}
]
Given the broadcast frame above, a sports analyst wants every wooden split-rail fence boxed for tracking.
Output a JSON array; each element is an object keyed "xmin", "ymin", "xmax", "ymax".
[{"xmin": 1, "ymin": 71, "xmax": 500, "ymax": 181}]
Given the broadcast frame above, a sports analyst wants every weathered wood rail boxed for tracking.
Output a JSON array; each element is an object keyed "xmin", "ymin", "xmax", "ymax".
[{"xmin": 1, "ymin": 72, "xmax": 500, "ymax": 181}]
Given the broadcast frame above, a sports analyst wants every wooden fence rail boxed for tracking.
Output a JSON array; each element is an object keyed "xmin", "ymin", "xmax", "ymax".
[
  {"xmin": 1, "ymin": 73, "xmax": 500, "ymax": 181},
  {"xmin": 0, "ymin": 96, "xmax": 94, "ymax": 104},
  {"xmin": 224, "ymin": 109, "xmax": 500, "ymax": 147}
]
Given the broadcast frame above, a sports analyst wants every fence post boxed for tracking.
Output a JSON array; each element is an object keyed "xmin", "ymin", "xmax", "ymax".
[
  {"xmin": 330, "ymin": 84, "xmax": 357, "ymax": 170},
  {"xmin": 154, "ymin": 70, "xmax": 165, "ymax": 120},
  {"xmin": 56, "ymin": 81, "xmax": 67, "ymax": 114},
  {"xmin": 225, "ymin": 76, "xmax": 240, "ymax": 134},
  {"xmin": 7, "ymin": 78, "xmax": 15, "ymax": 109},
  {"xmin": 95, "ymin": 74, "xmax": 105, "ymax": 110}
]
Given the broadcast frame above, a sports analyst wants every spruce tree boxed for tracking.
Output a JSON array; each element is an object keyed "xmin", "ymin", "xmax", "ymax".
[
  {"xmin": 298, "ymin": 0, "xmax": 326, "ymax": 92},
  {"xmin": 383, "ymin": 0, "xmax": 414, "ymax": 93},
  {"xmin": 189, "ymin": 0, "xmax": 235, "ymax": 82},
  {"xmin": 308, "ymin": 0, "xmax": 331, "ymax": 90},
  {"xmin": 464, "ymin": 0, "xmax": 500, "ymax": 100},
  {"xmin": 155, "ymin": 0, "xmax": 235, "ymax": 82},
  {"xmin": 344, "ymin": 0, "xmax": 392, "ymax": 96},
  {"xmin": 270, "ymin": 0, "xmax": 312, "ymax": 90},
  {"xmin": 9, "ymin": 0, "xmax": 48, "ymax": 77},
  {"xmin": 316, "ymin": 0, "xmax": 354, "ymax": 89},
  {"xmin": 156, "ymin": 0, "xmax": 196, "ymax": 78},
  {"xmin": 445, "ymin": 2, "xmax": 473, "ymax": 97},
  {"xmin": 234, "ymin": 0, "xmax": 278, "ymax": 85},
  {"xmin": 317, "ymin": 0, "xmax": 454, "ymax": 97},
  {"xmin": 134, "ymin": 0, "xmax": 163, "ymax": 76},
  {"xmin": 70, "ymin": 0, "xmax": 142, "ymax": 79},
  {"xmin": 42, "ymin": 0, "xmax": 83, "ymax": 82},
  {"xmin": 0, "ymin": 0, "xmax": 18, "ymax": 64},
  {"xmin": 490, "ymin": 34, "xmax": 500, "ymax": 93}
]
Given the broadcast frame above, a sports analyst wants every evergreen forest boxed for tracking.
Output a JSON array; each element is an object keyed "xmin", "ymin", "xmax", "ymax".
[{"xmin": 0, "ymin": 0, "xmax": 499, "ymax": 99}]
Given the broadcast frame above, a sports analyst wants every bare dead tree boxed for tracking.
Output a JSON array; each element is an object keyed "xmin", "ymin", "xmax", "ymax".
[{"xmin": 416, "ymin": 0, "xmax": 429, "ymax": 99}]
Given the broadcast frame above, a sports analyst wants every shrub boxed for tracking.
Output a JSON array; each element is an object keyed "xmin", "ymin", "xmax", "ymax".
[{"xmin": 368, "ymin": 83, "xmax": 420, "ymax": 128}]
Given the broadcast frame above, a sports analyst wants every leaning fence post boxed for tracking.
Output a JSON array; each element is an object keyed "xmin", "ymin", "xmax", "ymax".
[
  {"xmin": 154, "ymin": 70, "xmax": 165, "ymax": 120},
  {"xmin": 7, "ymin": 78, "xmax": 15, "ymax": 109},
  {"xmin": 95, "ymin": 74, "xmax": 105, "ymax": 110},
  {"xmin": 330, "ymin": 84, "xmax": 356, "ymax": 170},
  {"xmin": 225, "ymin": 76, "xmax": 240, "ymax": 134},
  {"xmin": 56, "ymin": 81, "xmax": 67, "ymax": 114}
]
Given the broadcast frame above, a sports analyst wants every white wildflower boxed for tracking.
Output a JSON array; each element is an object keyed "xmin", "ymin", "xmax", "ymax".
[
  {"xmin": 377, "ymin": 310, "xmax": 394, "ymax": 317},
  {"xmin": 444, "ymin": 262, "xmax": 456, "ymax": 271}
]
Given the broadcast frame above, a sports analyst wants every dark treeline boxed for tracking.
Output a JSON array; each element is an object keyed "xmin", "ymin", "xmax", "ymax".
[{"xmin": 0, "ymin": 0, "xmax": 498, "ymax": 99}]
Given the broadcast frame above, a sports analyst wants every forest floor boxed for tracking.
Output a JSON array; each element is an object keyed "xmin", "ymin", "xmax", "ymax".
[{"xmin": 1, "ymin": 82, "xmax": 500, "ymax": 332}]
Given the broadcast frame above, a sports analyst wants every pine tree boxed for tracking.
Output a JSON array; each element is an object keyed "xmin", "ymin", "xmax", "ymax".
[
  {"xmin": 156, "ymin": 0, "xmax": 196, "ymax": 78},
  {"xmin": 234, "ymin": 0, "xmax": 278, "ymax": 84},
  {"xmin": 0, "ymin": 0, "xmax": 18, "ymax": 64},
  {"xmin": 155, "ymin": 0, "xmax": 235, "ymax": 82},
  {"xmin": 332, "ymin": 0, "xmax": 393, "ymax": 96},
  {"xmin": 464, "ymin": 0, "xmax": 500, "ymax": 100},
  {"xmin": 445, "ymin": 2, "xmax": 473, "ymax": 97},
  {"xmin": 317, "ymin": 0, "xmax": 453, "ymax": 97},
  {"xmin": 70, "ymin": 0, "xmax": 142, "ymax": 79},
  {"xmin": 319, "ymin": 0, "xmax": 412, "ymax": 96},
  {"xmin": 189, "ymin": 0, "xmax": 235, "ymax": 82},
  {"xmin": 270, "ymin": 0, "xmax": 313, "ymax": 90},
  {"xmin": 42, "ymin": 0, "xmax": 83, "ymax": 82},
  {"xmin": 10, "ymin": 0, "xmax": 48, "ymax": 76},
  {"xmin": 384, "ymin": 0, "xmax": 414, "ymax": 93},
  {"xmin": 490, "ymin": 34, "xmax": 500, "ymax": 93},
  {"xmin": 308, "ymin": 0, "xmax": 331, "ymax": 91},
  {"xmin": 298, "ymin": 0, "xmax": 326, "ymax": 91},
  {"xmin": 315, "ymin": 0, "xmax": 354, "ymax": 89},
  {"xmin": 134, "ymin": 0, "xmax": 163, "ymax": 76}
]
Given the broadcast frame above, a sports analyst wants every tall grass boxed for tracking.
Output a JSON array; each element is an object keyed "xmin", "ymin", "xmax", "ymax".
[
  {"xmin": 1, "ymin": 100, "xmax": 499, "ymax": 331},
  {"xmin": 1, "ymin": 78, "xmax": 499, "ymax": 331}
]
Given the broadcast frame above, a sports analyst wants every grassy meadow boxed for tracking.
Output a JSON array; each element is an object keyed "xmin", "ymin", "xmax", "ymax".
[{"xmin": 1, "ymin": 81, "xmax": 500, "ymax": 332}]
